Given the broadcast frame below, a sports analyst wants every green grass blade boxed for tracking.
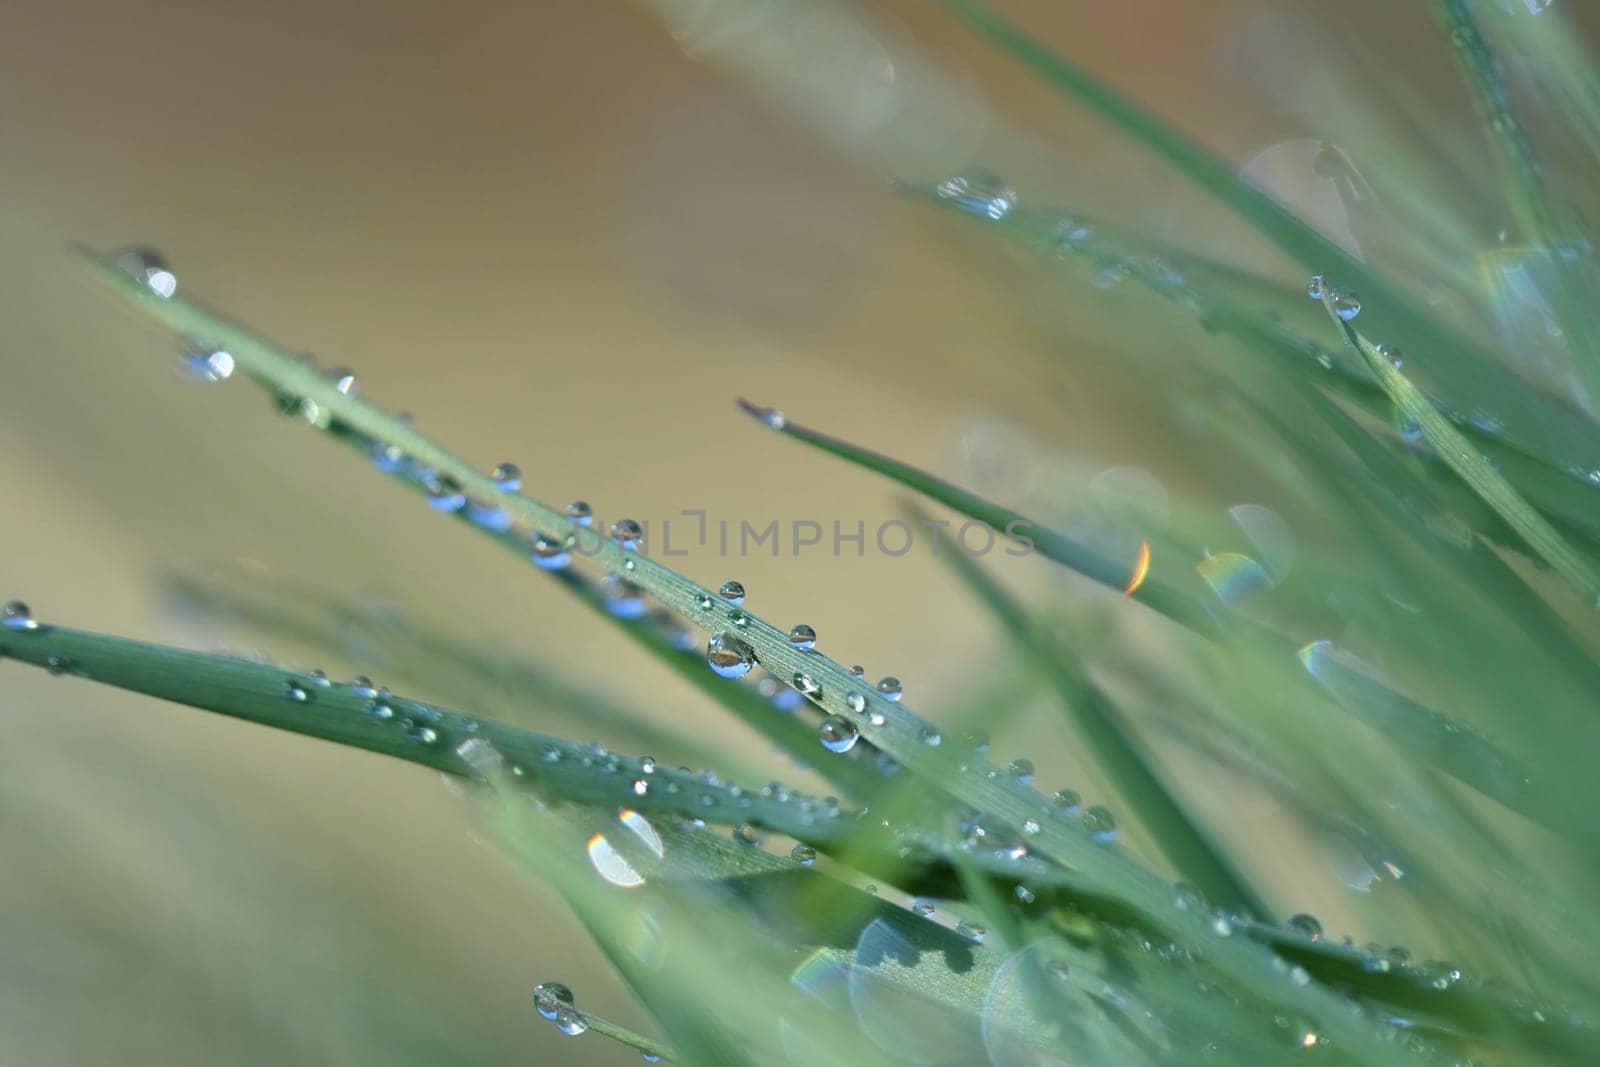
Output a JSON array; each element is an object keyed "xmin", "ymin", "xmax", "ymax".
[
  {"xmin": 735, "ymin": 398, "xmax": 1216, "ymax": 635},
  {"xmin": 938, "ymin": 0, "xmax": 1600, "ymax": 469},
  {"xmin": 1319, "ymin": 293, "xmax": 1600, "ymax": 608},
  {"xmin": 1435, "ymin": 0, "xmax": 1600, "ymax": 400},
  {"xmin": 915, "ymin": 504, "xmax": 1269, "ymax": 919},
  {"xmin": 0, "ymin": 620, "xmax": 871, "ymax": 855}
]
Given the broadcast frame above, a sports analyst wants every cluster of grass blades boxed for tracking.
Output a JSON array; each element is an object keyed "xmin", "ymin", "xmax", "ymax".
[{"xmin": 10, "ymin": 1, "xmax": 1600, "ymax": 1063}]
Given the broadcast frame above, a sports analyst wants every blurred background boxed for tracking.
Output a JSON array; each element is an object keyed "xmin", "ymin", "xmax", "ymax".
[{"xmin": 2, "ymin": 1, "xmax": 1597, "ymax": 1062}]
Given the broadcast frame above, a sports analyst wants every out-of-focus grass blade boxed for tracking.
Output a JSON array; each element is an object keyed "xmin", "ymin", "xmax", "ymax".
[
  {"xmin": 1320, "ymin": 295, "xmax": 1600, "ymax": 608},
  {"xmin": 938, "ymin": 0, "xmax": 1600, "ymax": 474},
  {"xmin": 1434, "ymin": 0, "xmax": 1600, "ymax": 401},
  {"xmin": 912, "ymin": 504, "xmax": 1268, "ymax": 920}
]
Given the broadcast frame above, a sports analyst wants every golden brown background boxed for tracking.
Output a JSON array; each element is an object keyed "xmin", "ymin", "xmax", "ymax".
[{"xmin": 2, "ymin": 2, "xmax": 1595, "ymax": 1063}]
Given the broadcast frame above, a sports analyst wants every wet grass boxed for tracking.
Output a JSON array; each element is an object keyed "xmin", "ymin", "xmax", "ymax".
[{"xmin": 11, "ymin": 1, "xmax": 1600, "ymax": 1063}]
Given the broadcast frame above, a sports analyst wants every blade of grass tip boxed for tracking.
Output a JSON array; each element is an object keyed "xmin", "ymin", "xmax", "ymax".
[
  {"xmin": 734, "ymin": 398, "xmax": 1218, "ymax": 638},
  {"xmin": 79, "ymin": 251, "xmax": 1433, "ymax": 1060},
  {"xmin": 1436, "ymin": 0, "xmax": 1600, "ymax": 402},
  {"xmin": 1317, "ymin": 289, "xmax": 1600, "ymax": 610},
  {"xmin": 937, "ymin": 0, "xmax": 1600, "ymax": 474},
  {"xmin": 910, "ymin": 503, "xmax": 1269, "ymax": 921}
]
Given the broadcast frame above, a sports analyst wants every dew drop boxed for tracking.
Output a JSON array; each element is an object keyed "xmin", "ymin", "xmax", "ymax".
[
  {"xmin": 718, "ymin": 580, "xmax": 745, "ymax": 604},
  {"xmin": 1083, "ymin": 805, "xmax": 1117, "ymax": 844},
  {"xmin": 791, "ymin": 844, "xmax": 817, "ymax": 867},
  {"xmin": 285, "ymin": 681, "xmax": 309, "ymax": 702},
  {"xmin": 350, "ymin": 676, "xmax": 378, "ymax": 699},
  {"xmin": 424, "ymin": 474, "xmax": 466, "ymax": 512},
  {"xmin": 1014, "ymin": 884, "xmax": 1036, "ymax": 904},
  {"xmin": 819, "ymin": 715, "xmax": 860, "ymax": 753},
  {"xmin": 114, "ymin": 247, "xmax": 177, "ymax": 298},
  {"xmin": 911, "ymin": 899, "xmax": 936, "ymax": 918},
  {"xmin": 178, "ymin": 344, "xmax": 235, "ymax": 383},
  {"xmin": 919, "ymin": 726, "xmax": 942, "ymax": 747},
  {"xmin": 964, "ymin": 729, "xmax": 990, "ymax": 754},
  {"xmin": 956, "ymin": 920, "xmax": 987, "ymax": 943},
  {"xmin": 728, "ymin": 610, "xmax": 749, "ymax": 628},
  {"xmin": 1330, "ymin": 287, "xmax": 1362, "ymax": 320},
  {"xmin": 529, "ymin": 531, "xmax": 573, "ymax": 571},
  {"xmin": 1286, "ymin": 913, "xmax": 1323, "ymax": 941},
  {"xmin": 565, "ymin": 501, "xmax": 593, "ymax": 525},
  {"xmin": 533, "ymin": 981, "xmax": 574, "ymax": 1020},
  {"xmin": 788, "ymin": 623, "xmax": 816, "ymax": 649},
  {"xmin": 875, "ymin": 677, "xmax": 902, "ymax": 701},
  {"xmin": 600, "ymin": 574, "xmax": 647, "ymax": 619},
  {"xmin": 844, "ymin": 693, "xmax": 867, "ymax": 714},
  {"xmin": 326, "ymin": 367, "xmax": 359, "ymax": 397},
  {"xmin": 935, "ymin": 169, "xmax": 1017, "ymax": 220},
  {"xmin": 631, "ymin": 778, "xmax": 649, "ymax": 797},
  {"xmin": 1305, "ymin": 275, "xmax": 1327, "ymax": 301},
  {"xmin": 849, "ymin": 665, "xmax": 865, "ymax": 677},
  {"xmin": 554, "ymin": 1008, "xmax": 588, "ymax": 1037},
  {"xmin": 792, "ymin": 672, "xmax": 820, "ymax": 698},
  {"xmin": 1376, "ymin": 343, "xmax": 1403, "ymax": 369},
  {"xmin": 1007, "ymin": 758, "xmax": 1034, "ymax": 783},
  {"xmin": 491, "ymin": 462, "xmax": 521, "ymax": 491},
  {"xmin": 1050, "ymin": 789, "xmax": 1081, "ymax": 813},
  {"xmin": 2, "ymin": 601, "xmax": 38, "ymax": 631},
  {"xmin": 706, "ymin": 631, "xmax": 756, "ymax": 678},
  {"xmin": 1021, "ymin": 818, "xmax": 1041, "ymax": 835},
  {"xmin": 610, "ymin": 518, "xmax": 643, "ymax": 549},
  {"xmin": 732, "ymin": 823, "xmax": 761, "ymax": 846}
]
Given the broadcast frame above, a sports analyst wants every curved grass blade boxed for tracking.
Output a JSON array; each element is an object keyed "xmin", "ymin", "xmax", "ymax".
[
  {"xmin": 938, "ymin": 0, "xmax": 1600, "ymax": 474},
  {"xmin": 913, "ymin": 502, "xmax": 1269, "ymax": 920}
]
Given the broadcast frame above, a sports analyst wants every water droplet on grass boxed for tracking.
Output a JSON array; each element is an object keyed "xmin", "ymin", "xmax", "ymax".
[
  {"xmin": 1330, "ymin": 287, "xmax": 1362, "ymax": 320},
  {"xmin": 936, "ymin": 170, "xmax": 1017, "ymax": 220},
  {"xmin": 610, "ymin": 519, "xmax": 643, "ymax": 549},
  {"xmin": 1306, "ymin": 275, "xmax": 1327, "ymax": 300},
  {"xmin": 424, "ymin": 474, "xmax": 466, "ymax": 512},
  {"xmin": 706, "ymin": 631, "xmax": 756, "ymax": 678},
  {"xmin": 876, "ymin": 677, "xmax": 902, "ymax": 700},
  {"xmin": 2, "ymin": 601, "xmax": 38, "ymax": 631},
  {"xmin": 178, "ymin": 344, "xmax": 235, "ymax": 383},
  {"xmin": 819, "ymin": 715, "xmax": 860, "ymax": 753},
  {"xmin": 285, "ymin": 681, "xmax": 309, "ymax": 702},
  {"xmin": 919, "ymin": 727, "xmax": 942, "ymax": 746},
  {"xmin": 600, "ymin": 575, "xmax": 646, "ymax": 618},
  {"xmin": 533, "ymin": 981, "xmax": 574, "ymax": 1020},
  {"xmin": 791, "ymin": 844, "xmax": 816, "ymax": 866},
  {"xmin": 114, "ymin": 247, "xmax": 177, "ymax": 298},
  {"xmin": 788, "ymin": 623, "xmax": 816, "ymax": 649},
  {"xmin": 719, "ymin": 580, "xmax": 745, "ymax": 604},
  {"xmin": 529, "ymin": 531, "xmax": 572, "ymax": 571},
  {"xmin": 1007, "ymin": 758, "xmax": 1034, "ymax": 783},
  {"xmin": 956, "ymin": 920, "xmax": 987, "ymax": 943},
  {"xmin": 1376, "ymin": 343, "xmax": 1404, "ymax": 369},
  {"xmin": 1287, "ymin": 913, "xmax": 1323, "ymax": 941},
  {"xmin": 565, "ymin": 501, "xmax": 593, "ymax": 525},
  {"xmin": 491, "ymin": 462, "xmax": 521, "ymax": 491},
  {"xmin": 1083, "ymin": 805, "xmax": 1117, "ymax": 844}
]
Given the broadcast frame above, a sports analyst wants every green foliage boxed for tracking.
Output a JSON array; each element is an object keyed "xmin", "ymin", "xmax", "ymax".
[{"xmin": 13, "ymin": 1, "xmax": 1600, "ymax": 1063}]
